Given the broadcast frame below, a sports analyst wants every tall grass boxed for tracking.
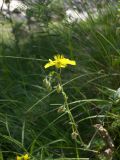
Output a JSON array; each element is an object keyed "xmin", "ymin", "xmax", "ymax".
[{"xmin": 0, "ymin": 0, "xmax": 119, "ymax": 159}]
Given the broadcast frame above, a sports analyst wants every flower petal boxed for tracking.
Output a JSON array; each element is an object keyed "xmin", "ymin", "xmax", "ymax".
[
  {"xmin": 24, "ymin": 154, "xmax": 29, "ymax": 160},
  {"xmin": 16, "ymin": 156, "xmax": 21, "ymax": 160},
  {"xmin": 66, "ymin": 59, "xmax": 76, "ymax": 65},
  {"xmin": 44, "ymin": 61, "xmax": 55, "ymax": 68}
]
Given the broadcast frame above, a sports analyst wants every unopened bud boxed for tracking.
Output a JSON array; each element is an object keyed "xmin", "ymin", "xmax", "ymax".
[
  {"xmin": 71, "ymin": 131, "xmax": 78, "ymax": 140},
  {"xmin": 56, "ymin": 84, "xmax": 62, "ymax": 93},
  {"xmin": 57, "ymin": 105, "xmax": 66, "ymax": 113},
  {"xmin": 43, "ymin": 78, "xmax": 52, "ymax": 91}
]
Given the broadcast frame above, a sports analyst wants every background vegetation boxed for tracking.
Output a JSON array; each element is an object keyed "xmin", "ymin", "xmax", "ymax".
[{"xmin": 0, "ymin": 0, "xmax": 120, "ymax": 159}]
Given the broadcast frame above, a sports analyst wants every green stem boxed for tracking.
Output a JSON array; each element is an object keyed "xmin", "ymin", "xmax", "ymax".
[{"xmin": 57, "ymin": 73, "xmax": 84, "ymax": 146}]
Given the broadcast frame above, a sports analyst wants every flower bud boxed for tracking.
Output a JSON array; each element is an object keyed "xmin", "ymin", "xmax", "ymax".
[
  {"xmin": 71, "ymin": 131, "xmax": 78, "ymax": 140},
  {"xmin": 57, "ymin": 105, "xmax": 66, "ymax": 113},
  {"xmin": 43, "ymin": 78, "xmax": 52, "ymax": 91},
  {"xmin": 56, "ymin": 84, "xmax": 62, "ymax": 93}
]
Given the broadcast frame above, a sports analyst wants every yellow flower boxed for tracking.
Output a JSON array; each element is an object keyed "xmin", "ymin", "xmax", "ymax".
[
  {"xmin": 16, "ymin": 156, "xmax": 21, "ymax": 160},
  {"xmin": 16, "ymin": 154, "xmax": 29, "ymax": 160},
  {"xmin": 44, "ymin": 55, "xmax": 76, "ymax": 69},
  {"xmin": 23, "ymin": 154, "xmax": 29, "ymax": 160}
]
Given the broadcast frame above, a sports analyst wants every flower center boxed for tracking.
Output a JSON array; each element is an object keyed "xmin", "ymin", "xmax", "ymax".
[{"xmin": 56, "ymin": 60, "xmax": 62, "ymax": 67}]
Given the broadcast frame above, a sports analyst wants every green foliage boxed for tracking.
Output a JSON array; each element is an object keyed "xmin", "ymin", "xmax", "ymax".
[{"xmin": 0, "ymin": 0, "xmax": 119, "ymax": 159}]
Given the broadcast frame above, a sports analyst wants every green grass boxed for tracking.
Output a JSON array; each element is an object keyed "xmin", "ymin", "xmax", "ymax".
[{"xmin": 0, "ymin": 1, "xmax": 119, "ymax": 159}]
